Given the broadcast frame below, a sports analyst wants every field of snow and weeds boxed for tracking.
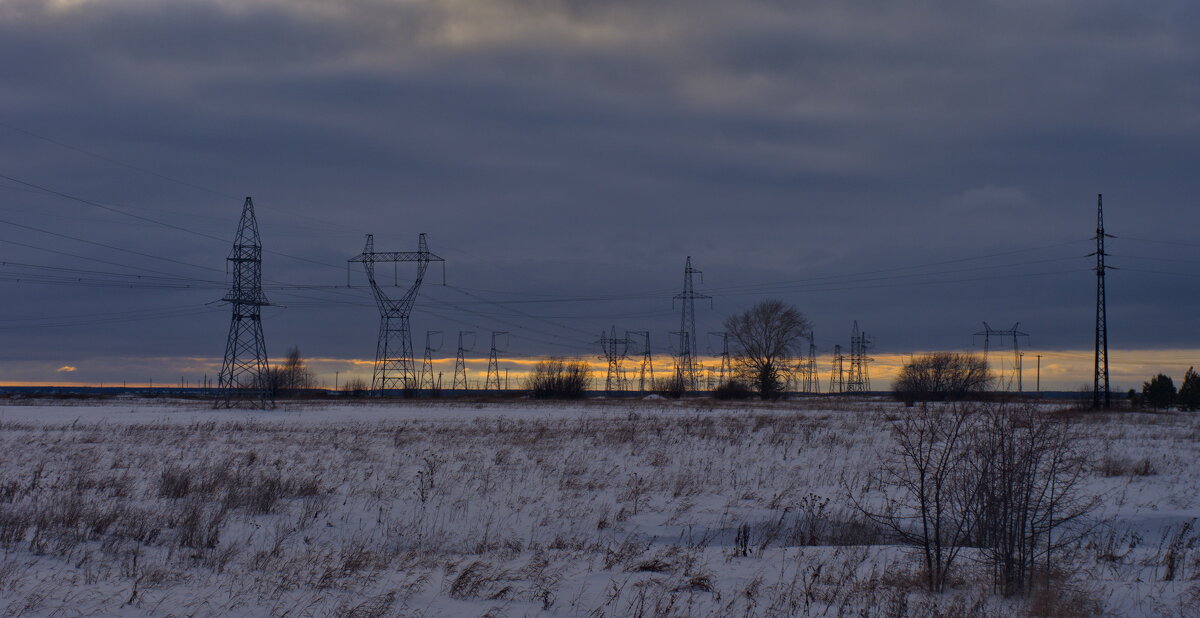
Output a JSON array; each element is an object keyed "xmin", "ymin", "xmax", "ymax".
[{"xmin": 0, "ymin": 397, "xmax": 1197, "ymax": 616}]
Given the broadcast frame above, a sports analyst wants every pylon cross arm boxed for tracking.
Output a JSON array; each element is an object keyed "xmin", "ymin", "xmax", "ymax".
[{"xmin": 350, "ymin": 251, "xmax": 445, "ymax": 263}]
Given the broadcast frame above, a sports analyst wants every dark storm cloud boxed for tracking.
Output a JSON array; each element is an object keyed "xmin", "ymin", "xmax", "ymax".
[{"xmin": 1, "ymin": 0, "xmax": 1199, "ymax": 387}]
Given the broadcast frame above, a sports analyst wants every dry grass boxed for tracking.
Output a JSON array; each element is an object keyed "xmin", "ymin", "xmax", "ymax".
[{"xmin": 0, "ymin": 400, "xmax": 1191, "ymax": 614}]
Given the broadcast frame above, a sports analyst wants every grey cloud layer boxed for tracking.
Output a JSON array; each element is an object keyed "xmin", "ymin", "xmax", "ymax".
[{"xmin": 0, "ymin": 0, "xmax": 1198, "ymax": 383}]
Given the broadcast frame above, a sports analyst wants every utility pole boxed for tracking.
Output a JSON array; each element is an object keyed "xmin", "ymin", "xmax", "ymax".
[
  {"xmin": 485, "ymin": 331, "xmax": 508, "ymax": 391},
  {"xmin": 1036, "ymin": 354, "xmax": 1042, "ymax": 395},
  {"xmin": 453, "ymin": 331, "xmax": 474, "ymax": 391},
  {"xmin": 1093, "ymin": 194, "xmax": 1112, "ymax": 409},
  {"xmin": 348, "ymin": 233, "xmax": 444, "ymax": 394},
  {"xmin": 673, "ymin": 256, "xmax": 710, "ymax": 392},
  {"xmin": 216, "ymin": 197, "xmax": 271, "ymax": 409},
  {"xmin": 421, "ymin": 330, "xmax": 442, "ymax": 391}
]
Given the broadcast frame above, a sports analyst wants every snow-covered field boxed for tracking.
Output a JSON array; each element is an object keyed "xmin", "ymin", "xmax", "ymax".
[{"xmin": 0, "ymin": 397, "xmax": 1196, "ymax": 616}]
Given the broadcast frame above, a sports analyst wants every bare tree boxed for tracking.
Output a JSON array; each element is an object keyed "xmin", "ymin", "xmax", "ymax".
[
  {"xmin": 969, "ymin": 405, "xmax": 1097, "ymax": 595},
  {"xmin": 893, "ymin": 352, "xmax": 992, "ymax": 403},
  {"xmin": 269, "ymin": 346, "xmax": 316, "ymax": 396},
  {"xmin": 723, "ymin": 299, "xmax": 811, "ymax": 399},
  {"xmin": 854, "ymin": 403, "xmax": 984, "ymax": 592},
  {"xmin": 342, "ymin": 376, "xmax": 369, "ymax": 397},
  {"xmin": 855, "ymin": 402, "xmax": 1097, "ymax": 596}
]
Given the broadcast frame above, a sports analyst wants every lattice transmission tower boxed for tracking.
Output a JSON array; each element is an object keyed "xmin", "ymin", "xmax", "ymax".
[
  {"xmin": 797, "ymin": 335, "xmax": 819, "ymax": 394},
  {"xmin": 709, "ymin": 331, "xmax": 731, "ymax": 387},
  {"xmin": 348, "ymin": 233, "xmax": 444, "ymax": 394},
  {"xmin": 597, "ymin": 326, "xmax": 630, "ymax": 394},
  {"xmin": 845, "ymin": 321, "xmax": 873, "ymax": 393},
  {"xmin": 627, "ymin": 331, "xmax": 654, "ymax": 392},
  {"xmin": 485, "ymin": 331, "xmax": 508, "ymax": 391},
  {"xmin": 974, "ymin": 322, "xmax": 1030, "ymax": 392},
  {"xmin": 421, "ymin": 330, "xmax": 442, "ymax": 391},
  {"xmin": 453, "ymin": 331, "xmax": 474, "ymax": 391},
  {"xmin": 216, "ymin": 197, "xmax": 271, "ymax": 409},
  {"xmin": 1093, "ymin": 194, "xmax": 1112, "ymax": 409},
  {"xmin": 828, "ymin": 344, "xmax": 845, "ymax": 394},
  {"xmin": 672, "ymin": 256, "xmax": 710, "ymax": 391}
]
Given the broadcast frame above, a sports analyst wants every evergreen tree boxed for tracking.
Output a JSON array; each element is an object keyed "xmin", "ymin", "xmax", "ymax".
[
  {"xmin": 1142, "ymin": 373, "xmax": 1177, "ymax": 411},
  {"xmin": 1178, "ymin": 367, "xmax": 1200, "ymax": 411}
]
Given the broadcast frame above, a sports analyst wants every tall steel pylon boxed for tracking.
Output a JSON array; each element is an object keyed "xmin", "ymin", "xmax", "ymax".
[
  {"xmin": 709, "ymin": 331, "xmax": 731, "ymax": 387},
  {"xmin": 845, "ymin": 321, "xmax": 873, "ymax": 393},
  {"xmin": 798, "ymin": 335, "xmax": 818, "ymax": 394},
  {"xmin": 828, "ymin": 344, "xmax": 845, "ymax": 394},
  {"xmin": 627, "ymin": 331, "xmax": 654, "ymax": 392},
  {"xmin": 1093, "ymin": 194, "xmax": 1112, "ymax": 409},
  {"xmin": 453, "ymin": 331, "xmax": 474, "ymax": 391},
  {"xmin": 598, "ymin": 326, "xmax": 630, "ymax": 394},
  {"xmin": 673, "ymin": 256, "xmax": 710, "ymax": 391},
  {"xmin": 421, "ymin": 330, "xmax": 442, "ymax": 391},
  {"xmin": 216, "ymin": 197, "xmax": 271, "ymax": 409},
  {"xmin": 485, "ymin": 331, "xmax": 508, "ymax": 391},
  {"xmin": 974, "ymin": 322, "xmax": 1030, "ymax": 391},
  {"xmin": 348, "ymin": 233, "xmax": 444, "ymax": 394}
]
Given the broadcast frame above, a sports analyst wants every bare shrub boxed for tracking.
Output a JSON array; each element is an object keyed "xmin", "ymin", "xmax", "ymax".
[
  {"xmin": 853, "ymin": 403, "xmax": 982, "ymax": 592},
  {"xmin": 525, "ymin": 359, "xmax": 590, "ymax": 399},
  {"xmin": 712, "ymin": 380, "xmax": 754, "ymax": 400},
  {"xmin": 892, "ymin": 352, "xmax": 992, "ymax": 403},
  {"xmin": 858, "ymin": 402, "xmax": 1098, "ymax": 596},
  {"xmin": 652, "ymin": 374, "xmax": 687, "ymax": 399},
  {"xmin": 970, "ymin": 405, "xmax": 1098, "ymax": 596}
]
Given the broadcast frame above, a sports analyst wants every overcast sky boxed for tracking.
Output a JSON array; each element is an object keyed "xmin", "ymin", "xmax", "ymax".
[{"xmin": 1, "ymin": 0, "xmax": 1199, "ymax": 389}]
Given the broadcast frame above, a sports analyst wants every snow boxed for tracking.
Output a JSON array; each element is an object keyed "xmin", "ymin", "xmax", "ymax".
[{"xmin": 0, "ymin": 398, "xmax": 1195, "ymax": 616}]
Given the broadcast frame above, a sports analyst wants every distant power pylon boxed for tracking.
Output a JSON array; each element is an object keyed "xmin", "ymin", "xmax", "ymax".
[
  {"xmin": 845, "ymin": 321, "xmax": 872, "ymax": 393},
  {"xmin": 598, "ymin": 326, "xmax": 630, "ymax": 394},
  {"xmin": 485, "ymin": 331, "xmax": 508, "ymax": 391},
  {"xmin": 974, "ymin": 322, "xmax": 1030, "ymax": 391},
  {"xmin": 421, "ymin": 330, "xmax": 442, "ymax": 391},
  {"xmin": 673, "ymin": 256, "xmax": 710, "ymax": 391},
  {"xmin": 709, "ymin": 331, "xmax": 731, "ymax": 387},
  {"xmin": 829, "ymin": 344, "xmax": 845, "ymax": 394},
  {"xmin": 1093, "ymin": 194, "xmax": 1112, "ymax": 409},
  {"xmin": 216, "ymin": 197, "xmax": 271, "ymax": 409},
  {"xmin": 627, "ymin": 331, "xmax": 654, "ymax": 392},
  {"xmin": 453, "ymin": 331, "xmax": 474, "ymax": 391},
  {"xmin": 349, "ymin": 233, "xmax": 444, "ymax": 394},
  {"xmin": 798, "ymin": 335, "xmax": 819, "ymax": 394}
]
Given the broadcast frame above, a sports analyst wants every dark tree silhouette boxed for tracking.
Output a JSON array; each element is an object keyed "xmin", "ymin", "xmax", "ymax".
[
  {"xmin": 892, "ymin": 352, "xmax": 992, "ymax": 403},
  {"xmin": 1177, "ymin": 367, "xmax": 1200, "ymax": 411},
  {"xmin": 724, "ymin": 299, "xmax": 811, "ymax": 399},
  {"xmin": 1142, "ymin": 373, "xmax": 1176, "ymax": 411}
]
